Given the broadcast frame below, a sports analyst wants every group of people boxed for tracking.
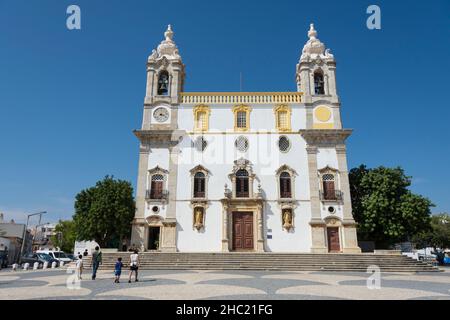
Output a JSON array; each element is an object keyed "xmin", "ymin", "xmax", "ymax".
[{"xmin": 75, "ymin": 246, "xmax": 140, "ymax": 283}]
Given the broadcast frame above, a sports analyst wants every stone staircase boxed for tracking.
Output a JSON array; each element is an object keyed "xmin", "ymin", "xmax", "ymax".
[{"xmin": 83, "ymin": 252, "xmax": 439, "ymax": 272}]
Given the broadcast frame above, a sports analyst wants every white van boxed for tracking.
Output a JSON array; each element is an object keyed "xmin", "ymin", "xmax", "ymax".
[{"xmin": 36, "ymin": 250, "xmax": 72, "ymax": 264}]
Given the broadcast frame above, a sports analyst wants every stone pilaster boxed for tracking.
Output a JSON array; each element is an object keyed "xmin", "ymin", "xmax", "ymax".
[
  {"xmin": 256, "ymin": 203, "xmax": 264, "ymax": 252},
  {"xmin": 336, "ymin": 145, "xmax": 361, "ymax": 253},
  {"xmin": 160, "ymin": 143, "xmax": 180, "ymax": 252},
  {"xmin": 161, "ymin": 221, "xmax": 177, "ymax": 252},
  {"xmin": 335, "ymin": 145, "xmax": 354, "ymax": 223},
  {"xmin": 306, "ymin": 145, "xmax": 328, "ymax": 253},
  {"xmin": 306, "ymin": 146, "xmax": 321, "ymax": 222},
  {"xmin": 221, "ymin": 202, "xmax": 229, "ymax": 252},
  {"xmin": 130, "ymin": 144, "xmax": 149, "ymax": 249}
]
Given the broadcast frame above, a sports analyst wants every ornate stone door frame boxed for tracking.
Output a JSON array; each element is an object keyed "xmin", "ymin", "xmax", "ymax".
[{"xmin": 220, "ymin": 199, "xmax": 264, "ymax": 252}]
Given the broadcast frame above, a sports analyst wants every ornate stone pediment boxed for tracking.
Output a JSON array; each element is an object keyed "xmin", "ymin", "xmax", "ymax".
[
  {"xmin": 148, "ymin": 165, "xmax": 169, "ymax": 175},
  {"xmin": 189, "ymin": 164, "xmax": 211, "ymax": 175},
  {"xmin": 275, "ymin": 164, "xmax": 298, "ymax": 176},
  {"xmin": 318, "ymin": 165, "xmax": 338, "ymax": 174}
]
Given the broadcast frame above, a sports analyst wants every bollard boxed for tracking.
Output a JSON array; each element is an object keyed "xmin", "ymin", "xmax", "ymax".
[
  {"xmin": 43, "ymin": 261, "xmax": 48, "ymax": 269},
  {"xmin": 33, "ymin": 262, "xmax": 39, "ymax": 270},
  {"xmin": 51, "ymin": 261, "xmax": 57, "ymax": 269},
  {"xmin": 59, "ymin": 261, "xmax": 64, "ymax": 267},
  {"xmin": 23, "ymin": 263, "xmax": 30, "ymax": 270}
]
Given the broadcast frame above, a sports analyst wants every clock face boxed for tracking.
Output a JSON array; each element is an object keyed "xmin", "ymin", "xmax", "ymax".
[{"xmin": 153, "ymin": 107, "xmax": 169, "ymax": 123}]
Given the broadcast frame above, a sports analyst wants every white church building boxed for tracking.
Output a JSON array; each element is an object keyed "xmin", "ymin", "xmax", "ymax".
[{"xmin": 130, "ymin": 24, "xmax": 361, "ymax": 254}]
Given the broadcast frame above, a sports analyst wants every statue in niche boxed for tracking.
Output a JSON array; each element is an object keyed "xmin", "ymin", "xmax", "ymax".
[
  {"xmin": 282, "ymin": 209, "xmax": 293, "ymax": 230},
  {"xmin": 194, "ymin": 208, "xmax": 204, "ymax": 230}
]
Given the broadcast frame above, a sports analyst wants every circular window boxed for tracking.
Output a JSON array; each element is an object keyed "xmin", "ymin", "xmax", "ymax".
[
  {"xmin": 278, "ymin": 136, "xmax": 291, "ymax": 153},
  {"xmin": 152, "ymin": 206, "xmax": 160, "ymax": 213},
  {"xmin": 235, "ymin": 136, "xmax": 249, "ymax": 152},
  {"xmin": 328, "ymin": 206, "xmax": 336, "ymax": 214},
  {"xmin": 194, "ymin": 136, "xmax": 207, "ymax": 152}
]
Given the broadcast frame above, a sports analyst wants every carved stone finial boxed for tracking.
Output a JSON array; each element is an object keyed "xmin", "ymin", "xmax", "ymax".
[
  {"xmin": 165, "ymin": 24, "xmax": 174, "ymax": 41},
  {"xmin": 308, "ymin": 23, "xmax": 317, "ymax": 39}
]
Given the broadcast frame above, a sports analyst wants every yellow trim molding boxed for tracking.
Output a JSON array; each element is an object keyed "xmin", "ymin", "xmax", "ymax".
[
  {"xmin": 273, "ymin": 104, "xmax": 292, "ymax": 132},
  {"xmin": 232, "ymin": 104, "xmax": 252, "ymax": 132},
  {"xmin": 193, "ymin": 104, "xmax": 211, "ymax": 132}
]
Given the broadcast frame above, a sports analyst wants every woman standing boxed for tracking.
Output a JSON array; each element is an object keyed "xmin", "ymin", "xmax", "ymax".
[{"xmin": 128, "ymin": 250, "xmax": 140, "ymax": 283}]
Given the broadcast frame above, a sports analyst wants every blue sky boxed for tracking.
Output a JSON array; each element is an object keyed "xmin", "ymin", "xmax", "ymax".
[{"xmin": 0, "ymin": 0, "xmax": 449, "ymax": 224}]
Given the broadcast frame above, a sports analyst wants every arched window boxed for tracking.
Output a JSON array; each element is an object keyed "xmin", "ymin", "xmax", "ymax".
[
  {"xmin": 193, "ymin": 172, "xmax": 206, "ymax": 198},
  {"xmin": 322, "ymin": 173, "xmax": 336, "ymax": 200},
  {"xmin": 157, "ymin": 71, "xmax": 169, "ymax": 96},
  {"xmin": 279, "ymin": 172, "xmax": 292, "ymax": 198},
  {"xmin": 314, "ymin": 72, "xmax": 325, "ymax": 95},
  {"xmin": 150, "ymin": 174, "xmax": 164, "ymax": 199},
  {"xmin": 235, "ymin": 169, "xmax": 249, "ymax": 197}
]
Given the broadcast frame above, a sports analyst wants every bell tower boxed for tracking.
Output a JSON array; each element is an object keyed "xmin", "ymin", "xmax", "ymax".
[
  {"xmin": 145, "ymin": 25, "xmax": 185, "ymax": 105},
  {"xmin": 296, "ymin": 24, "xmax": 339, "ymax": 104}
]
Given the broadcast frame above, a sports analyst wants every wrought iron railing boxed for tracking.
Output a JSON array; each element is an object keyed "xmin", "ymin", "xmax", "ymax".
[
  {"xmin": 145, "ymin": 189, "xmax": 169, "ymax": 200},
  {"xmin": 319, "ymin": 190, "xmax": 343, "ymax": 201}
]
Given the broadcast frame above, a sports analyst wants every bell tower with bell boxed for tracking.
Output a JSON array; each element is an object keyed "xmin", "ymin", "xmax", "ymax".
[{"xmin": 146, "ymin": 25, "xmax": 185, "ymax": 103}]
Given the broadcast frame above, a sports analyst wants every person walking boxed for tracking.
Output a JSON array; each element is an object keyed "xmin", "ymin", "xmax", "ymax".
[
  {"xmin": 91, "ymin": 246, "xmax": 102, "ymax": 280},
  {"xmin": 128, "ymin": 250, "xmax": 140, "ymax": 283},
  {"xmin": 114, "ymin": 257, "xmax": 123, "ymax": 283}
]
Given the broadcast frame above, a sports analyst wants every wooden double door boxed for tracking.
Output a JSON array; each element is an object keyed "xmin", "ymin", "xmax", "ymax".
[{"xmin": 232, "ymin": 212, "xmax": 254, "ymax": 251}]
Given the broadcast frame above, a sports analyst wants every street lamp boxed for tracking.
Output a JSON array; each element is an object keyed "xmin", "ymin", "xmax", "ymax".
[{"xmin": 18, "ymin": 211, "xmax": 47, "ymax": 263}]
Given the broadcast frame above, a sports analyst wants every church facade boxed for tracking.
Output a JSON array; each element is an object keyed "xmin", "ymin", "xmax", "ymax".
[{"xmin": 130, "ymin": 24, "xmax": 361, "ymax": 254}]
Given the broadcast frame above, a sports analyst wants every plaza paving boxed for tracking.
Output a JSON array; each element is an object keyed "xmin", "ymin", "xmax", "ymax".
[{"xmin": 0, "ymin": 267, "xmax": 450, "ymax": 300}]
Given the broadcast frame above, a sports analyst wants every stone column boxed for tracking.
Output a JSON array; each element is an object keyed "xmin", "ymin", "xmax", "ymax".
[
  {"xmin": 256, "ymin": 203, "xmax": 264, "ymax": 252},
  {"xmin": 307, "ymin": 145, "xmax": 327, "ymax": 253},
  {"xmin": 336, "ymin": 144, "xmax": 361, "ymax": 253},
  {"xmin": 130, "ymin": 143, "xmax": 149, "ymax": 250},
  {"xmin": 221, "ymin": 202, "xmax": 229, "ymax": 252}
]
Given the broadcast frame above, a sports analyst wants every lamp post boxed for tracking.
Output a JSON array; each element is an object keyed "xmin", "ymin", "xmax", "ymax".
[{"xmin": 18, "ymin": 211, "xmax": 47, "ymax": 263}]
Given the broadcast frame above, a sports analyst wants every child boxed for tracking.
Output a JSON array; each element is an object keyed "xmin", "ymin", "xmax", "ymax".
[
  {"xmin": 76, "ymin": 255, "xmax": 83, "ymax": 280},
  {"xmin": 114, "ymin": 257, "xmax": 123, "ymax": 283}
]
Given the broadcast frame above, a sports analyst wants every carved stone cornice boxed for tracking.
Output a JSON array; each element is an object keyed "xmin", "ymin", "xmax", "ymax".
[
  {"xmin": 299, "ymin": 129, "xmax": 352, "ymax": 147},
  {"xmin": 134, "ymin": 129, "xmax": 186, "ymax": 145}
]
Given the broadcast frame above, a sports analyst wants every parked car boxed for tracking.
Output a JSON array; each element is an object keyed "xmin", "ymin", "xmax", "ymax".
[
  {"xmin": 20, "ymin": 253, "xmax": 59, "ymax": 267},
  {"xmin": 66, "ymin": 254, "xmax": 77, "ymax": 261},
  {"xmin": 36, "ymin": 250, "xmax": 72, "ymax": 265}
]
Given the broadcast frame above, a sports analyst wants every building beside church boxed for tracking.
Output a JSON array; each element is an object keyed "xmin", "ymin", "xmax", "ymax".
[{"xmin": 130, "ymin": 24, "xmax": 361, "ymax": 254}]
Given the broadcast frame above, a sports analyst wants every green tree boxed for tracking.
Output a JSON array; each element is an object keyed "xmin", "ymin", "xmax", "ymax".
[
  {"xmin": 73, "ymin": 176, "xmax": 135, "ymax": 248},
  {"xmin": 349, "ymin": 165, "xmax": 433, "ymax": 247},
  {"xmin": 50, "ymin": 220, "xmax": 76, "ymax": 253},
  {"xmin": 413, "ymin": 213, "xmax": 450, "ymax": 249}
]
